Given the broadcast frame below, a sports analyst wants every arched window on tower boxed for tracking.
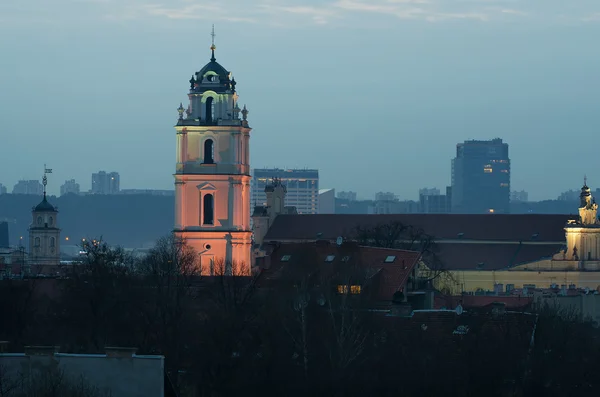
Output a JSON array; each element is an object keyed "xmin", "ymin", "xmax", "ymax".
[
  {"xmin": 204, "ymin": 139, "xmax": 214, "ymax": 164},
  {"xmin": 206, "ymin": 97, "xmax": 215, "ymax": 124},
  {"xmin": 203, "ymin": 194, "xmax": 214, "ymax": 225},
  {"xmin": 35, "ymin": 237, "xmax": 40, "ymax": 247},
  {"xmin": 50, "ymin": 237, "xmax": 55, "ymax": 247}
]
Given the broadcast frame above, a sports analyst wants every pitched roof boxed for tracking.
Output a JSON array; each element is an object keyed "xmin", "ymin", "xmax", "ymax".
[
  {"xmin": 264, "ymin": 214, "xmax": 573, "ymax": 243},
  {"xmin": 435, "ymin": 242, "xmax": 564, "ymax": 270},
  {"xmin": 257, "ymin": 242, "xmax": 421, "ymax": 301}
]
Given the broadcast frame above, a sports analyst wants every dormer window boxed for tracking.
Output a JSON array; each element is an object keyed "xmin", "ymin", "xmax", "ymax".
[
  {"xmin": 325, "ymin": 255, "xmax": 335, "ymax": 262},
  {"xmin": 384, "ymin": 256, "xmax": 396, "ymax": 263}
]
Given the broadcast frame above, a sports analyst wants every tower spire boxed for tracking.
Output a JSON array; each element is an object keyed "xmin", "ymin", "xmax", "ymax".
[
  {"xmin": 210, "ymin": 24, "xmax": 216, "ymax": 62},
  {"xmin": 584, "ymin": 174, "xmax": 588, "ymax": 187},
  {"xmin": 42, "ymin": 164, "xmax": 53, "ymax": 198}
]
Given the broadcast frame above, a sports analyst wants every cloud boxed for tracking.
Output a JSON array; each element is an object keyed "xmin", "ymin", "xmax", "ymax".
[{"xmin": 1, "ymin": 0, "xmax": 599, "ymax": 29}]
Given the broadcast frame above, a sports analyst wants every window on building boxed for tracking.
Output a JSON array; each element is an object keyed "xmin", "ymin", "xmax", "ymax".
[
  {"xmin": 35, "ymin": 237, "xmax": 40, "ymax": 247},
  {"xmin": 50, "ymin": 237, "xmax": 55, "ymax": 247},
  {"xmin": 206, "ymin": 97, "xmax": 215, "ymax": 123},
  {"xmin": 325, "ymin": 255, "xmax": 335, "ymax": 262},
  {"xmin": 204, "ymin": 139, "xmax": 214, "ymax": 164},
  {"xmin": 203, "ymin": 194, "xmax": 214, "ymax": 225},
  {"xmin": 384, "ymin": 256, "xmax": 396, "ymax": 263},
  {"xmin": 337, "ymin": 285, "xmax": 362, "ymax": 294},
  {"xmin": 281, "ymin": 255, "xmax": 291, "ymax": 262},
  {"xmin": 48, "ymin": 216, "xmax": 53, "ymax": 226}
]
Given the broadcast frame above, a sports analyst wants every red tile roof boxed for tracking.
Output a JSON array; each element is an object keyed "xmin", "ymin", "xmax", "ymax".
[
  {"xmin": 264, "ymin": 214, "xmax": 573, "ymax": 242},
  {"xmin": 257, "ymin": 242, "xmax": 421, "ymax": 301}
]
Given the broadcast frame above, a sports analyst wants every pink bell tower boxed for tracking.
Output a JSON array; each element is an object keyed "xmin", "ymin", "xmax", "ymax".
[{"xmin": 173, "ymin": 27, "xmax": 252, "ymax": 276}]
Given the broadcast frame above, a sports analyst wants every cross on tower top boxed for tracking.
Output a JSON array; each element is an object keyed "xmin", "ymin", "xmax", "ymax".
[{"xmin": 209, "ymin": 24, "xmax": 217, "ymax": 62}]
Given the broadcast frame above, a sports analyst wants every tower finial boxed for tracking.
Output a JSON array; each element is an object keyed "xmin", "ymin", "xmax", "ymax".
[
  {"xmin": 42, "ymin": 164, "xmax": 52, "ymax": 198},
  {"xmin": 210, "ymin": 24, "xmax": 216, "ymax": 62},
  {"xmin": 585, "ymin": 175, "xmax": 588, "ymax": 187}
]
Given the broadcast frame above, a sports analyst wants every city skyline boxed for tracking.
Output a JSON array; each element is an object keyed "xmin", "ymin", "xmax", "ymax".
[{"xmin": 2, "ymin": 1, "xmax": 600, "ymax": 201}]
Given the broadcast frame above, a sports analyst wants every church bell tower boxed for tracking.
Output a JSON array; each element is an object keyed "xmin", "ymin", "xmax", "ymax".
[{"xmin": 173, "ymin": 28, "xmax": 252, "ymax": 276}]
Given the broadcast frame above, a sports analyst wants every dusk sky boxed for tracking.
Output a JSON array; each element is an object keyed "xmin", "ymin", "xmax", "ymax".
[{"xmin": 2, "ymin": 0, "xmax": 600, "ymax": 201}]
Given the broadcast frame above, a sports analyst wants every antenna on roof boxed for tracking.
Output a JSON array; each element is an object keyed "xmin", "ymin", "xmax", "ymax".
[{"xmin": 336, "ymin": 236, "xmax": 343, "ymax": 246}]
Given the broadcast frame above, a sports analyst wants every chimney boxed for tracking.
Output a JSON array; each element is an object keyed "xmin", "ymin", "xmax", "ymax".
[
  {"xmin": 24, "ymin": 346, "xmax": 60, "ymax": 356},
  {"xmin": 105, "ymin": 347, "xmax": 137, "ymax": 358}
]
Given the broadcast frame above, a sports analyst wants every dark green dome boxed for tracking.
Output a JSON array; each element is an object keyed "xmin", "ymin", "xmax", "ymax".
[{"xmin": 34, "ymin": 195, "xmax": 57, "ymax": 212}]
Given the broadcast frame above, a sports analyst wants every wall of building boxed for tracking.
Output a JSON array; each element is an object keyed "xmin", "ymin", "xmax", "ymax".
[
  {"xmin": 438, "ymin": 269, "xmax": 600, "ymax": 295},
  {"xmin": 0, "ymin": 351, "xmax": 164, "ymax": 397}
]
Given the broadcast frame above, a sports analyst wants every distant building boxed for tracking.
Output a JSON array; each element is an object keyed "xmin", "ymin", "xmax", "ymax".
[
  {"xmin": 337, "ymin": 191, "xmax": 357, "ymax": 201},
  {"xmin": 91, "ymin": 171, "xmax": 120, "ymax": 194},
  {"xmin": 12, "ymin": 180, "xmax": 43, "ymax": 195},
  {"xmin": 419, "ymin": 186, "xmax": 452, "ymax": 213},
  {"xmin": 419, "ymin": 188, "xmax": 440, "ymax": 197},
  {"xmin": 60, "ymin": 179, "xmax": 80, "ymax": 196},
  {"xmin": 0, "ymin": 183, "xmax": 7, "ymax": 195},
  {"xmin": 558, "ymin": 189, "xmax": 578, "ymax": 201},
  {"xmin": 451, "ymin": 138, "xmax": 510, "ymax": 214},
  {"xmin": 0, "ymin": 346, "xmax": 164, "ymax": 397},
  {"xmin": 375, "ymin": 192, "xmax": 397, "ymax": 201},
  {"xmin": 251, "ymin": 168, "xmax": 319, "ymax": 214},
  {"xmin": 511, "ymin": 190, "xmax": 528, "ymax": 203},
  {"xmin": 120, "ymin": 189, "xmax": 174, "ymax": 196},
  {"xmin": 318, "ymin": 188, "xmax": 335, "ymax": 214}
]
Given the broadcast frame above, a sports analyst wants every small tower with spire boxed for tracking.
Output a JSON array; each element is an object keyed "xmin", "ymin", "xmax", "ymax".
[
  {"xmin": 28, "ymin": 166, "xmax": 61, "ymax": 267},
  {"xmin": 563, "ymin": 176, "xmax": 600, "ymax": 270},
  {"xmin": 174, "ymin": 26, "xmax": 253, "ymax": 276}
]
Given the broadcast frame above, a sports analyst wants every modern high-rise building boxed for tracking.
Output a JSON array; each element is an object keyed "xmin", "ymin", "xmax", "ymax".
[
  {"xmin": 12, "ymin": 180, "xmax": 43, "ymax": 195},
  {"xmin": 451, "ymin": 138, "xmax": 510, "ymax": 214},
  {"xmin": 318, "ymin": 188, "xmax": 335, "ymax": 214},
  {"xmin": 251, "ymin": 169, "xmax": 319, "ymax": 214},
  {"xmin": 419, "ymin": 186, "xmax": 452, "ymax": 213},
  {"xmin": 60, "ymin": 179, "xmax": 80, "ymax": 196},
  {"xmin": 91, "ymin": 171, "xmax": 120, "ymax": 194},
  {"xmin": 0, "ymin": 183, "xmax": 6, "ymax": 195},
  {"xmin": 173, "ymin": 38, "xmax": 252, "ymax": 275}
]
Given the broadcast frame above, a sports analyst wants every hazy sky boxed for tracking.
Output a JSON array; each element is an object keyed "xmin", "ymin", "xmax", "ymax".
[{"xmin": 2, "ymin": 0, "xmax": 600, "ymax": 201}]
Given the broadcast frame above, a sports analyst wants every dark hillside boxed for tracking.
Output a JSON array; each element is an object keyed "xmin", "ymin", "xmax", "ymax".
[{"xmin": 0, "ymin": 194, "xmax": 174, "ymax": 248}]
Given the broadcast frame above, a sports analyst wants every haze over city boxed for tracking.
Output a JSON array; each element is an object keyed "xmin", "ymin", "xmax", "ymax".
[{"xmin": 2, "ymin": 0, "xmax": 600, "ymax": 200}]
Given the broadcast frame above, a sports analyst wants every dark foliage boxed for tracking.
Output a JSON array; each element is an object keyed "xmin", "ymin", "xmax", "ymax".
[{"xmin": 1, "ymin": 235, "xmax": 600, "ymax": 396}]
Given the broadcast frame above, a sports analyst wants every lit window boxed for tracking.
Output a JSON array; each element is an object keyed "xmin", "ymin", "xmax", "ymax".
[
  {"xmin": 384, "ymin": 256, "xmax": 396, "ymax": 263},
  {"xmin": 281, "ymin": 255, "xmax": 291, "ymax": 262},
  {"xmin": 337, "ymin": 285, "xmax": 361, "ymax": 294},
  {"xmin": 489, "ymin": 209, "xmax": 495, "ymax": 213},
  {"xmin": 484, "ymin": 167, "xmax": 493, "ymax": 173},
  {"xmin": 325, "ymin": 255, "xmax": 335, "ymax": 262}
]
